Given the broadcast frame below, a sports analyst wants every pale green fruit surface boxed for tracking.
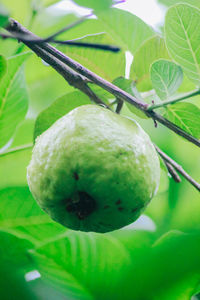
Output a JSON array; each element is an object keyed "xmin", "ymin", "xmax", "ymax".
[{"xmin": 27, "ymin": 105, "xmax": 160, "ymax": 233}]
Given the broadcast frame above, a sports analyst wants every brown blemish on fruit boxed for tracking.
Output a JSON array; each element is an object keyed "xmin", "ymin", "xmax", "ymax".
[
  {"xmin": 66, "ymin": 192, "xmax": 96, "ymax": 220},
  {"xmin": 115, "ymin": 199, "xmax": 121, "ymax": 205},
  {"xmin": 99, "ymin": 221, "xmax": 112, "ymax": 226},
  {"xmin": 73, "ymin": 172, "xmax": 79, "ymax": 180},
  {"xmin": 131, "ymin": 205, "xmax": 143, "ymax": 213},
  {"xmin": 118, "ymin": 207, "xmax": 124, "ymax": 211},
  {"xmin": 103, "ymin": 205, "xmax": 110, "ymax": 209}
]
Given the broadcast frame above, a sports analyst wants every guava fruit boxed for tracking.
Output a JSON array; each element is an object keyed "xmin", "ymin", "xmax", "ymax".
[{"xmin": 27, "ymin": 104, "xmax": 160, "ymax": 233}]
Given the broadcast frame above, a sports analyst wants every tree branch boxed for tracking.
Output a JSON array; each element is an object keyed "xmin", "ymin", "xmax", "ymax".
[
  {"xmin": 155, "ymin": 145, "xmax": 200, "ymax": 192},
  {"xmin": 164, "ymin": 161, "xmax": 181, "ymax": 183},
  {"xmin": 7, "ymin": 19, "xmax": 200, "ymax": 147},
  {"xmin": 147, "ymin": 110, "xmax": 200, "ymax": 147},
  {"xmin": 6, "ymin": 19, "xmax": 200, "ymax": 148},
  {"xmin": 4, "ymin": 23, "xmax": 109, "ymax": 108}
]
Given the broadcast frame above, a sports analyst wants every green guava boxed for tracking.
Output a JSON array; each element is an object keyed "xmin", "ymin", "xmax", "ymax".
[{"xmin": 27, "ymin": 104, "xmax": 160, "ymax": 233}]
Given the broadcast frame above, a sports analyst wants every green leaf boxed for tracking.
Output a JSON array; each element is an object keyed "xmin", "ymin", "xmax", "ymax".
[
  {"xmin": 32, "ymin": 229, "xmax": 200, "ymax": 299},
  {"xmin": 0, "ymin": 0, "xmax": 31, "ymax": 23},
  {"xmin": 34, "ymin": 91, "xmax": 91, "ymax": 141},
  {"xmin": 0, "ymin": 231, "xmax": 36, "ymax": 300},
  {"xmin": 0, "ymin": 147, "xmax": 32, "ymax": 188},
  {"xmin": 58, "ymin": 18, "xmax": 103, "ymax": 41},
  {"xmin": 0, "ymin": 231, "xmax": 32, "ymax": 269},
  {"xmin": 0, "ymin": 4, "xmax": 9, "ymax": 27},
  {"xmin": 25, "ymin": 53, "xmax": 74, "ymax": 116},
  {"xmin": 130, "ymin": 36, "xmax": 170, "ymax": 91},
  {"xmin": 33, "ymin": 257, "xmax": 93, "ymax": 300},
  {"xmin": 88, "ymin": 83, "xmax": 113, "ymax": 104},
  {"xmin": 0, "ymin": 55, "xmax": 7, "ymax": 81},
  {"xmin": 117, "ymin": 231, "xmax": 200, "ymax": 299},
  {"xmin": 34, "ymin": 230, "xmax": 153, "ymax": 300},
  {"xmin": 150, "ymin": 59, "xmax": 183, "ymax": 100},
  {"xmin": 164, "ymin": 102, "xmax": 200, "ymax": 138},
  {"xmin": 32, "ymin": 8, "xmax": 78, "ymax": 37},
  {"xmin": 59, "ymin": 33, "xmax": 125, "ymax": 82},
  {"xmin": 158, "ymin": 0, "xmax": 200, "ymax": 9},
  {"xmin": 0, "ymin": 187, "xmax": 66, "ymax": 245},
  {"xmin": 32, "ymin": 230, "xmax": 135, "ymax": 299},
  {"xmin": 40, "ymin": 0, "xmax": 61, "ymax": 7},
  {"xmin": 72, "ymin": 0, "xmax": 113, "ymax": 11},
  {"xmin": 165, "ymin": 4, "xmax": 200, "ymax": 86},
  {"xmin": 112, "ymin": 76, "xmax": 147, "ymax": 118},
  {"xmin": 0, "ymin": 52, "xmax": 31, "ymax": 148},
  {"xmin": 97, "ymin": 8, "xmax": 154, "ymax": 54},
  {"xmin": 147, "ymin": 231, "xmax": 200, "ymax": 300}
]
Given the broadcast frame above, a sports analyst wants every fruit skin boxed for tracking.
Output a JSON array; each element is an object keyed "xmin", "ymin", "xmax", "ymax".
[{"xmin": 27, "ymin": 104, "xmax": 160, "ymax": 233}]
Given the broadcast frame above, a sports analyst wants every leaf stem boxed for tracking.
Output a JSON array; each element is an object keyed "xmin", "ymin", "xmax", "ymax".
[
  {"xmin": 0, "ymin": 143, "xmax": 33, "ymax": 158},
  {"xmin": 155, "ymin": 145, "xmax": 200, "ymax": 192},
  {"xmin": 148, "ymin": 89, "xmax": 200, "ymax": 111}
]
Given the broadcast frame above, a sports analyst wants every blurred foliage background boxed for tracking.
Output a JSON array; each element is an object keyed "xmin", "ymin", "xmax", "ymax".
[{"xmin": 0, "ymin": 0, "xmax": 200, "ymax": 299}]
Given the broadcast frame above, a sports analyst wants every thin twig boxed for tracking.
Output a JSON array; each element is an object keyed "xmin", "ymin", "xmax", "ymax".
[
  {"xmin": 0, "ymin": 32, "xmax": 120, "ymax": 52},
  {"xmin": 44, "ymin": 14, "xmax": 92, "ymax": 41},
  {"xmin": 147, "ymin": 89, "xmax": 200, "ymax": 111},
  {"xmin": 155, "ymin": 145, "xmax": 200, "ymax": 192},
  {"xmin": 0, "ymin": 144, "xmax": 33, "ymax": 158},
  {"xmin": 6, "ymin": 19, "xmax": 200, "ymax": 148},
  {"xmin": 164, "ymin": 161, "xmax": 181, "ymax": 183}
]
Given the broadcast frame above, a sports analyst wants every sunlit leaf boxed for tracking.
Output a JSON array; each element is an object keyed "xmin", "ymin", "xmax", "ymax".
[
  {"xmin": 41, "ymin": 0, "xmax": 61, "ymax": 7},
  {"xmin": 34, "ymin": 91, "xmax": 91, "ymax": 141},
  {"xmin": 158, "ymin": 0, "xmax": 200, "ymax": 9},
  {"xmin": 59, "ymin": 18, "xmax": 103, "ymax": 41},
  {"xmin": 32, "ymin": 230, "xmax": 136, "ymax": 299},
  {"xmin": 87, "ymin": 83, "xmax": 113, "ymax": 104},
  {"xmin": 32, "ymin": 8, "xmax": 78, "ymax": 37},
  {"xmin": 33, "ymin": 257, "xmax": 93, "ymax": 299},
  {"xmin": 0, "ymin": 148, "xmax": 32, "ymax": 188},
  {"xmin": 34, "ymin": 230, "xmax": 153, "ymax": 299},
  {"xmin": 150, "ymin": 59, "xmax": 183, "ymax": 100},
  {"xmin": 165, "ymin": 4, "xmax": 200, "ymax": 86},
  {"xmin": 97, "ymin": 8, "xmax": 154, "ymax": 54},
  {"xmin": 0, "ymin": 55, "xmax": 7, "ymax": 81},
  {"xmin": 26, "ymin": 54, "xmax": 73, "ymax": 117},
  {"xmin": 164, "ymin": 102, "xmax": 200, "ymax": 138},
  {"xmin": 0, "ymin": 52, "xmax": 31, "ymax": 148},
  {"xmin": 59, "ymin": 33, "xmax": 125, "ymax": 81},
  {"xmin": 0, "ymin": 4, "xmax": 9, "ymax": 27},
  {"xmin": 130, "ymin": 36, "xmax": 170, "ymax": 91},
  {"xmin": 72, "ymin": 0, "xmax": 113, "ymax": 11},
  {"xmin": 0, "ymin": 187, "xmax": 66, "ymax": 245},
  {"xmin": 1, "ymin": 0, "xmax": 31, "ymax": 23}
]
